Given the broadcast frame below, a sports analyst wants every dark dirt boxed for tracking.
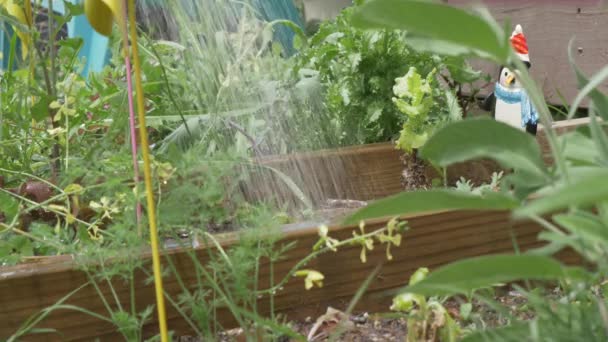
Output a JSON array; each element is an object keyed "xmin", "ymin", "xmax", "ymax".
[
  {"xmin": 401, "ymin": 153, "xmax": 431, "ymax": 191},
  {"xmin": 202, "ymin": 287, "xmax": 538, "ymax": 342}
]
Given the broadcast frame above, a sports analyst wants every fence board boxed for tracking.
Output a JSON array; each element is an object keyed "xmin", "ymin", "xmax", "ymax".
[{"xmin": 448, "ymin": 0, "xmax": 608, "ymax": 106}]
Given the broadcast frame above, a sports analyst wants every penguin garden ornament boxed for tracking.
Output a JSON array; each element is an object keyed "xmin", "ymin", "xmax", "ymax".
[{"xmin": 483, "ymin": 25, "xmax": 539, "ymax": 135}]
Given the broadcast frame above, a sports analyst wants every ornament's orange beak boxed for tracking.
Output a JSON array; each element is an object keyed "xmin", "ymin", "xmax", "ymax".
[{"xmin": 506, "ymin": 74, "xmax": 515, "ymax": 86}]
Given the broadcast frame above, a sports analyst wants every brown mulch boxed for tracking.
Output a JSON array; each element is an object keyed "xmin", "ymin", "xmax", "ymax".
[{"xmin": 200, "ymin": 287, "xmax": 540, "ymax": 342}]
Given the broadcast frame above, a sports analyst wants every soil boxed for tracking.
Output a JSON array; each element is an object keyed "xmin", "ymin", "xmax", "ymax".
[
  {"xmin": 205, "ymin": 287, "xmax": 537, "ymax": 342},
  {"xmin": 316, "ymin": 199, "xmax": 368, "ymax": 223},
  {"xmin": 400, "ymin": 153, "xmax": 431, "ymax": 191}
]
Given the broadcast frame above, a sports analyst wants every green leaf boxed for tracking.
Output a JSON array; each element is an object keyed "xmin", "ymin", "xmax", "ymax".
[
  {"xmin": 568, "ymin": 65, "xmax": 608, "ymax": 120},
  {"xmin": 406, "ymin": 35, "xmax": 489, "ymax": 58},
  {"xmin": 445, "ymin": 91, "xmax": 463, "ymax": 121},
  {"xmin": 514, "ymin": 168, "xmax": 608, "ymax": 218},
  {"xmin": 537, "ymin": 231, "xmax": 586, "ymax": 257},
  {"xmin": 525, "ymin": 240, "xmax": 568, "ymax": 257},
  {"xmin": 553, "ymin": 212, "xmax": 608, "ymax": 243},
  {"xmin": 420, "ymin": 118, "xmax": 548, "ymax": 180},
  {"xmin": 402, "ymin": 255, "xmax": 584, "ymax": 296},
  {"xmin": 343, "ymin": 189, "xmax": 518, "ymax": 225},
  {"xmin": 460, "ymin": 303, "xmax": 473, "ymax": 321},
  {"xmin": 64, "ymin": 1, "xmax": 85, "ymax": 16},
  {"xmin": 0, "ymin": 191, "xmax": 19, "ymax": 222},
  {"xmin": 588, "ymin": 109, "xmax": 608, "ymax": 165},
  {"xmin": 351, "ymin": 0, "xmax": 508, "ymax": 63},
  {"xmin": 562, "ymin": 131, "xmax": 600, "ymax": 165},
  {"xmin": 567, "ymin": 39, "xmax": 608, "ymax": 120},
  {"xmin": 31, "ymin": 98, "xmax": 50, "ymax": 122},
  {"xmin": 444, "ymin": 57, "xmax": 483, "ymax": 84},
  {"xmin": 11, "ymin": 235, "xmax": 34, "ymax": 257},
  {"xmin": 461, "ymin": 322, "xmax": 532, "ymax": 342}
]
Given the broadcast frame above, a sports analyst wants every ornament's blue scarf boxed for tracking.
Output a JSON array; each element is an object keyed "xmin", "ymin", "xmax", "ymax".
[{"xmin": 494, "ymin": 82, "xmax": 539, "ymax": 127}]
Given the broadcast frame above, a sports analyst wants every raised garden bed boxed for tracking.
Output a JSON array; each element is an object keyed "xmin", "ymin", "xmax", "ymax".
[
  {"xmin": 247, "ymin": 118, "xmax": 588, "ymax": 208},
  {"xmin": 0, "ymin": 118, "xmax": 589, "ymax": 341}
]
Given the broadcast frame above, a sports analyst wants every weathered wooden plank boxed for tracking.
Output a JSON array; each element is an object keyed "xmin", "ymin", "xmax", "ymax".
[
  {"xmin": 0, "ymin": 209, "xmax": 563, "ymax": 341},
  {"xmin": 251, "ymin": 118, "xmax": 590, "ymax": 208}
]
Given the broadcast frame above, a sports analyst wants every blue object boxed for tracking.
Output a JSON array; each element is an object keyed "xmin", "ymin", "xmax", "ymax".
[
  {"xmin": 1, "ymin": 24, "xmax": 20, "ymax": 69},
  {"xmin": 41, "ymin": 0, "xmax": 111, "ymax": 76},
  {"xmin": 1, "ymin": 0, "xmax": 303, "ymax": 73},
  {"xmin": 251, "ymin": 0, "xmax": 304, "ymax": 56},
  {"xmin": 494, "ymin": 82, "xmax": 539, "ymax": 127},
  {"xmin": 0, "ymin": 0, "xmax": 110, "ymax": 76}
]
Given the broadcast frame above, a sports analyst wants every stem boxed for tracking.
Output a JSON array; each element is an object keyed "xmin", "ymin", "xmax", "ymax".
[
  {"xmin": 34, "ymin": 46, "xmax": 53, "ymax": 98},
  {"xmin": 0, "ymin": 167, "xmax": 63, "ymax": 192},
  {"xmin": 48, "ymin": 0, "xmax": 56, "ymax": 89},
  {"xmin": 258, "ymin": 226, "xmax": 393, "ymax": 295},
  {"xmin": 252, "ymin": 240, "xmax": 261, "ymax": 316},
  {"xmin": 64, "ymin": 104, "xmax": 69, "ymax": 171},
  {"xmin": 8, "ymin": 282, "xmax": 90, "ymax": 342},
  {"xmin": 9, "ymin": 227, "xmax": 63, "ymax": 250},
  {"xmin": 130, "ymin": 269, "xmax": 136, "ymax": 318},
  {"xmin": 512, "ymin": 57, "xmax": 568, "ymax": 183},
  {"xmin": 0, "ymin": 187, "xmax": 106, "ymax": 233},
  {"xmin": 33, "ymin": 38, "xmax": 60, "ymax": 180},
  {"xmin": 141, "ymin": 32, "xmax": 191, "ymax": 136},
  {"xmin": 84, "ymin": 270, "xmax": 121, "ymax": 324},
  {"xmin": 99, "ymin": 255, "xmax": 124, "ymax": 313},
  {"xmin": 530, "ymin": 215, "xmax": 566, "ymax": 236},
  {"xmin": 269, "ymin": 260, "xmax": 275, "ymax": 322},
  {"xmin": 141, "ymin": 266, "xmax": 205, "ymax": 337},
  {"xmin": 185, "ymin": 248, "xmax": 247, "ymax": 329}
]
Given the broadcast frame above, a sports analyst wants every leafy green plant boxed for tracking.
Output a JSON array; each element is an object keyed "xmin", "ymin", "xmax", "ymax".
[
  {"xmin": 390, "ymin": 267, "xmax": 461, "ymax": 342},
  {"xmin": 292, "ymin": 0, "xmax": 482, "ymax": 147},
  {"xmin": 455, "ymin": 171, "xmax": 503, "ymax": 195},
  {"xmin": 393, "ymin": 67, "xmax": 442, "ymax": 153}
]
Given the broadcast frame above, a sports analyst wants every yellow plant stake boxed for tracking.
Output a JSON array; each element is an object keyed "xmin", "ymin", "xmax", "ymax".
[
  {"xmin": 85, "ymin": 1, "xmax": 169, "ymax": 341},
  {"xmin": 126, "ymin": 1, "xmax": 169, "ymax": 339}
]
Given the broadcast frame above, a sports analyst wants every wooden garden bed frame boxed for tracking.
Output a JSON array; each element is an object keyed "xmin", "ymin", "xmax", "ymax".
[{"xmin": 0, "ymin": 118, "xmax": 589, "ymax": 341}]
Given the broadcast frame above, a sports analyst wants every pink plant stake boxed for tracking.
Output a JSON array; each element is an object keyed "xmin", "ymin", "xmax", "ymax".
[{"xmin": 121, "ymin": 0, "xmax": 142, "ymax": 228}]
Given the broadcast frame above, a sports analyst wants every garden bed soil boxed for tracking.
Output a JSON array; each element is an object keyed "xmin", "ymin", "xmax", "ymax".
[{"xmin": 211, "ymin": 286, "xmax": 542, "ymax": 341}]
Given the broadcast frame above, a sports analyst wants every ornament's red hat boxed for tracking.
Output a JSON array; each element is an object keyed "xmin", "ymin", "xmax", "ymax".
[{"xmin": 511, "ymin": 24, "xmax": 530, "ymax": 63}]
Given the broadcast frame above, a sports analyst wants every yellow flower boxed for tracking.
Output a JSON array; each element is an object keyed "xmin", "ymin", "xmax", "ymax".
[
  {"xmin": 87, "ymin": 224, "xmax": 104, "ymax": 241},
  {"xmin": 377, "ymin": 217, "xmax": 405, "ymax": 260},
  {"xmin": 390, "ymin": 292, "xmax": 425, "ymax": 312},
  {"xmin": 409, "ymin": 267, "xmax": 429, "ymax": 286},
  {"xmin": 294, "ymin": 270, "xmax": 324, "ymax": 290},
  {"xmin": 89, "ymin": 196, "xmax": 120, "ymax": 220},
  {"xmin": 317, "ymin": 224, "xmax": 339, "ymax": 252},
  {"xmin": 353, "ymin": 221, "xmax": 374, "ymax": 263}
]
